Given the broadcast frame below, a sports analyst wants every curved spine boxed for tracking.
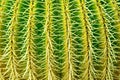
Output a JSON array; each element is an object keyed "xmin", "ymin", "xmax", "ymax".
[
  {"xmin": 77, "ymin": 0, "xmax": 95, "ymax": 80},
  {"xmin": 3, "ymin": 0, "xmax": 21, "ymax": 79},
  {"xmin": 44, "ymin": 0, "xmax": 54, "ymax": 79},
  {"xmin": 61, "ymin": 0, "xmax": 73, "ymax": 80},
  {"xmin": 94, "ymin": 0, "xmax": 114, "ymax": 79},
  {"xmin": 109, "ymin": 0, "xmax": 120, "ymax": 79},
  {"xmin": 23, "ymin": 0, "xmax": 37, "ymax": 79}
]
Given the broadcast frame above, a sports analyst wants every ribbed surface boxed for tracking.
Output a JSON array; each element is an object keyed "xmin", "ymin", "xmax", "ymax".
[{"xmin": 0, "ymin": 0, "xmax": 120, "ymax": 80}]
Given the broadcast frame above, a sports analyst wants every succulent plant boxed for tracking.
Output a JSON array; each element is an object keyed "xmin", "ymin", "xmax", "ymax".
[{"xmin": 0, "ymin": 0, "xmax": 120, "ymax": 80}]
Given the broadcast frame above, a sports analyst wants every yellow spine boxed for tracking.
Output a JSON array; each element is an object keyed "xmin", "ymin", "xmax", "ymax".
[
  {"xmin": 4, "ymin": 0, "xmax": 21, "ymax": 79},
  {"xmin": 23, "ymin": 0, "xmax": 37, "ymax": 79},
  {"xmin": 61, "ymin": 0, "xmax": 73, "ymax": 80},
  {"xmin": 45, "ymin": 0, "xmax": 54, "ymax": 80},
  {"xmin": 77, "ymin": 0, "xmax": 94, "ymax": 80},
  {"xmin": 93, "ymin": 0, "xmax": 113, "ymax": 79}
]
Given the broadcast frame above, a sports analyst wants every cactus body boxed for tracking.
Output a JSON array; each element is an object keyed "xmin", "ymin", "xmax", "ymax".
[{"xmin": 0, "ymin": 0, "xmax": 120, "ymax": 80}]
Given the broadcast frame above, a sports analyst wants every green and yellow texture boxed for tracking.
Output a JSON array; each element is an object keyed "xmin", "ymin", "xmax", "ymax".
[{"xmin": 0, "ymin": 0, "xmax": 120, "ymax": 80}]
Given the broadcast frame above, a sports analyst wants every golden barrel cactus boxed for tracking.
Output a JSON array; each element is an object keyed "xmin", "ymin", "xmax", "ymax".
[{"xmin": 0, "ymin": 0, "xmax": 120, "ymax": 80}]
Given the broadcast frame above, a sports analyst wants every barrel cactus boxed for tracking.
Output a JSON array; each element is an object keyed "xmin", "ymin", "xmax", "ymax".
[{"xmin": 0, "ymin": 0, "xmax": 120, "ymax": 80}]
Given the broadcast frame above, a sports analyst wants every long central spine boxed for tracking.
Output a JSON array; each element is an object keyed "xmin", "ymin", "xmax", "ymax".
[
  {"xmin": 62, "ymin": 0, "xmax": 73, "ymax": 80},
  {"xmin": 45, "ymin": 0, "xmax": 53, "ymax": 80},
  {"xmin": 3, "ymin": 0, "xmax": 21, "ymax": 79},
  {"xmin": 94, "ymin": 0, "xmax": 113, "ymax": 79},
  {"xmin": 23, "ymin": 0, "xmax": 37, "ymax": 79},
  {"xmin": 77, "ymin": 0, "xmax": 94, "ymax": 80}
]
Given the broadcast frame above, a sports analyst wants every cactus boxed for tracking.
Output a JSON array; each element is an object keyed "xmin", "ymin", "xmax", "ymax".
[{"xmin": 0, "ymin": 0, "xmax": 120, "ymax": 80}]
